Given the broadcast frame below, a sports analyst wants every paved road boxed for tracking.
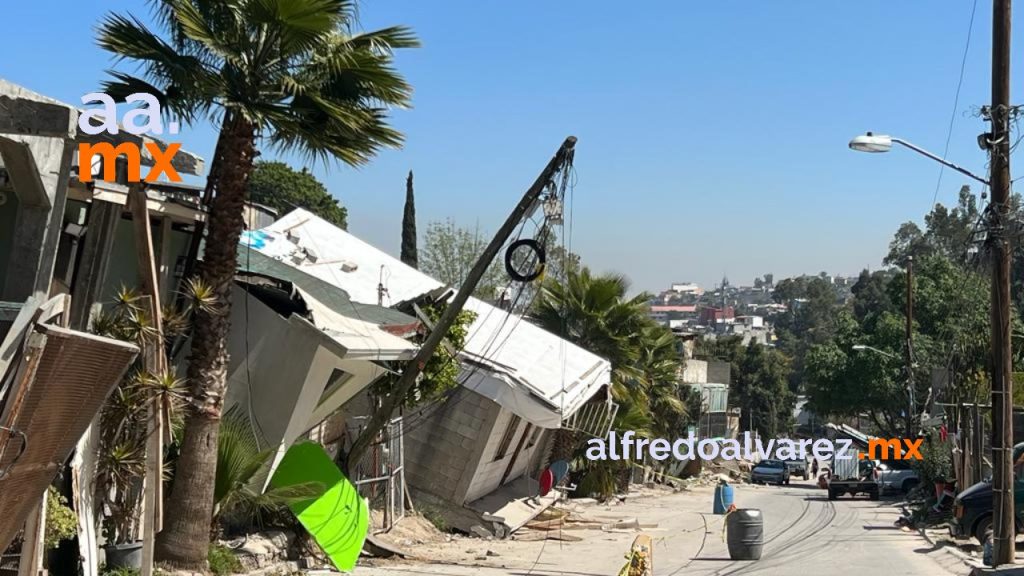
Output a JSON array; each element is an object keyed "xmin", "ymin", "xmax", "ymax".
[{"xmin": 352, "ymin": 480, "xmax": 969, "ymax": 576}]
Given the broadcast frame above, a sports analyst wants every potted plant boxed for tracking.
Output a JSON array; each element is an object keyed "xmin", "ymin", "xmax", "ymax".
[{"xmin": 91, "ymin": 288, "xmax": 189, "ymax": 569}]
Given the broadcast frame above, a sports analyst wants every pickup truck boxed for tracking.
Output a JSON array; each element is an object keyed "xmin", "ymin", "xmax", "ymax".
[
  {"xmin": 784, "ymin": 458, "xmax": 810, "ymax": 481},
  {"xmin": 827, "ymin": 451, "xmax": 881, "ymax": 500},
  {"xmin": 877, "ymin": 461, "xmax": 920, "ymax": 494},
  {"xmin": 950, "ymin": 442, "xmax": 1024, "ymax": 544}
]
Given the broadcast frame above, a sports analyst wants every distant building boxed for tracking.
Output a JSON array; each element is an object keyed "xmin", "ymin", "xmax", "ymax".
[
  {"xmin": 671, "ymin": 282, "xmax": 703, "ymax": 296},
  {"xmin": 649, "ymin": 304, "xmax": 698, "ymax": 325},
  {"xmin": 699, "ymin": 306, "xmax": 735, "ymax": 325}
]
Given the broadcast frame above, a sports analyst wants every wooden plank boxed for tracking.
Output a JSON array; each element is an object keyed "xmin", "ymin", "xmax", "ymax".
[
  {"xmin": 128, "ymin": 185, "xmax": 166, "ymax": 576},
  {"xmin": 157, "ymin": 217, "xmax": 173, "ymax": 304}
]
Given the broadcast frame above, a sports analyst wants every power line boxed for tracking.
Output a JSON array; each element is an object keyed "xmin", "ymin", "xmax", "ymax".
[{"xmin": 932, "ymin": 0, "xmax": 980, "ymax": 209}]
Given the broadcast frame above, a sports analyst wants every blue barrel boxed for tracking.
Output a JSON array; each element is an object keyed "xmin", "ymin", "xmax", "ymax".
[
  {"xmin": 713, "ymin": 483, "xmax": 734, "ymax": 514},
  {"xmin": 726, "ymin": 508, "xmax": 764, "ymax": 560}
]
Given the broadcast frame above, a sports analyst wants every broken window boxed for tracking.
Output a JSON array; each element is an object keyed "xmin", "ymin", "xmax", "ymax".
[
  {"xmin": 526, "ymin": 425, "xmax": 541, "ymax": 449},
  {"xmin": 492, "ymin": 414, "xmax": 521, "ymax": 461}
]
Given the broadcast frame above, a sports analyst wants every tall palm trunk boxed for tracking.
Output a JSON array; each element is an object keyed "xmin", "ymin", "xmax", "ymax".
[{"xmin": 156, "ymin": 116, "xmax": 256, "ymax": 569}]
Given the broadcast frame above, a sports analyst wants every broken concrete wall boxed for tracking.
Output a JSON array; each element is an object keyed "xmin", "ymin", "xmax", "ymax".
[
  {"xmin": 403, "ymin": 387, "xmax": 501, "ymax": 505},
  {"xmin": 0, "ymin": 79, "xmax": 77, "ymax": 307}
]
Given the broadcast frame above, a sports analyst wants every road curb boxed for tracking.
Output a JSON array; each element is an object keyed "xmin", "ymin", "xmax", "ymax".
[{"xmin": 917, "ymin": 525, "xmax": 983, "ymax": 573}]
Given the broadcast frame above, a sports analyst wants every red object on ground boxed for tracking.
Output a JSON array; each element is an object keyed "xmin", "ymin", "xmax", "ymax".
[{"xmin": 539, "ymin": 469, "xmax": 555, "ymax": 496}]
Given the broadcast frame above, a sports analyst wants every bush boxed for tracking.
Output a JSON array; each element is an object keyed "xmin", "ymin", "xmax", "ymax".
[
  {"xmin": 44, "ymin": 486, "xmax": 78, "ymax": 550},
  {"xmin": 208, "ymin": 543, "xmax": 243, "ymax": 576},
  {"xmin": 912, "ymin": 430, "xmax": 953, "ymax": 490}
]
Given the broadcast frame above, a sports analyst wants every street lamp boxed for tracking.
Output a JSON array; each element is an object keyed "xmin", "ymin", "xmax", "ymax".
[
  {"xmin": 848, "ymin": 132, "xmax": 990, "ymax": 186},
  {"xmin": 851, "ymin": 344, "xmax": 900, "ymax": 361}
]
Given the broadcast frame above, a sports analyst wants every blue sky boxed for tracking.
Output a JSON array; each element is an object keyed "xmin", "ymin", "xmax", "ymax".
[{"xmin": 0, "ymin": 1, "xmax": 1009, "ymax": 291}]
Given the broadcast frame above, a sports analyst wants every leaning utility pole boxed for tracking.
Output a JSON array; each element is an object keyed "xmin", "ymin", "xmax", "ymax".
[
  {"xmin": 905, "ymin": 256, "xmax": 915, "ymax": 438},
  {"xmin": 990, "ymin": 0, "xmax": 1014, "ymax": 566},
  {"xmin": 344, "ymin": 137, "xmax": 577, "ymax": 472}
]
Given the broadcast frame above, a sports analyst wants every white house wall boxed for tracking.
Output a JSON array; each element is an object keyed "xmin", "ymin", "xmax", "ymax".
[
  {"xmin": 223, "ymin": 287, "xmax": 394, "ymax": 487},
  {"xmin": 463, "ymin": 409, "xmax": 549, "ymax": 504},
  {"xmin": 681, "ymin": 359, "xmax": 708, "ymax": 384}
]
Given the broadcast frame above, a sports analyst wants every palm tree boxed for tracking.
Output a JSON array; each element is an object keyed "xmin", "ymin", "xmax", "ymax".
[
  {"xmin": 534, "ymin": 268, "xmax": 652, "ymax": 402},
  {"xmin": 96, "ymin": 1, "xmax": 417, "ymax": 568},
  {"xmin": 534, "ymin": 269, "xmax": 685, "ymax": 494}
]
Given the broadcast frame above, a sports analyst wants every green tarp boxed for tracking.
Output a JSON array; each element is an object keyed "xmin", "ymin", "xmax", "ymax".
[{"xmin": 270, "ymin": 442, "xmax": 369, "ymax": 572}]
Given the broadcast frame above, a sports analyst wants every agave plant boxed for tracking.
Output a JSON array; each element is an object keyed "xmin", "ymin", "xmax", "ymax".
[{"xmin": 91, "ymin": 288, "xmax": 191, "ymax": 544}]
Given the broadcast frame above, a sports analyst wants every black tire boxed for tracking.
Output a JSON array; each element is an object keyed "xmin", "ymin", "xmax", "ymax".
[
  {"xmin": 785, "ymin": 478, "xmax": 790, "ymax": 486},
  {"xmin": 869, "ymin": 488, "xmax": 880, "ymax": 501},
  {"xmin": 828, "ymin": 488, "xmax": 837, "ymax": 500},
  {"xmin": 901, "ymin": 478, "xmax": 919, "ymax": 494},
  {"xmin": 974, "ymin": 515, "xmax": 993, "ymax": 545},
  {"xmin": 803, "ymin": 471, "xmax": 810, "ymax": 481}
]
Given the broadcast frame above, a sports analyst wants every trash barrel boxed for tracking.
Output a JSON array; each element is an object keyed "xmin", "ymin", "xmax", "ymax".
[
  {"xmin": 726, "ymin": 508, "xmax": 764, "ymax": 561},
  {"xmin": 713, "ymin": 482, "xmax": 734, "ymax": 514}
]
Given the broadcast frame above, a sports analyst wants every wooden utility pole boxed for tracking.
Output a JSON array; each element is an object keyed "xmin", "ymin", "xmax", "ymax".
[
  {"xmin": 345, "ymin": 137, "xmax": 577, "ymax": 472},
  {"xmin": 990, "ymin": 0, "xmax": 1014, "ymax": 565},
  {"xmin": 905, "ymin": 256, "xmax": 915, "ymax": 438}
]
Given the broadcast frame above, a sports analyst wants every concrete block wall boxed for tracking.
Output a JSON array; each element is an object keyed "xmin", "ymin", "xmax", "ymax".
[{"xmin": 402, "ymin": 387, "xmax": 501, "ymax": 504}]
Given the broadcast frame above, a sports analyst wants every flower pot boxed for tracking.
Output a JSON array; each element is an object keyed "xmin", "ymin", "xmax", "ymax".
[{"xmin": 104, "ymin": 542, "xmax": 143, "ymax": 570}]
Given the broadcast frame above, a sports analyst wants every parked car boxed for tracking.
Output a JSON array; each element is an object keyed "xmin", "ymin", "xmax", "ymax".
[
  {"xmin": 751, "ymin": 459, "xmax": 791, "ymax": 485},
  {"xmin": 950, "ymin": 442, "xmax": 1024, "ymax": 544},
  {"xmin": 784, "ymin": 458, "xmax": 810, "ymax": 481},
  {"xmin": 877, "ymin": 460, "xmax": 920, "ymax": 494}
]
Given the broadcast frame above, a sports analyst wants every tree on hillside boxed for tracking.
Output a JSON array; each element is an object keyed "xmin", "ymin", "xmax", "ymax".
[
  {"xmin": 770, "ymin": 275, "xmax": 843, "ymax": 393},
  {"xmin": 884, "ymin": 186, "xmax": 982, "ymax": 266},
  {"xmin": 420, "ymin": 219, "xmax": 506, "ymax": 301},
  {"xmin": 248, "ymin": 161, "xmax": 347, "ymax": 228},
  {"xmin": 804, "ymin": 254, "xmax": 994, "ymax": 436},
  {"xmin": 401, "ymin": 171, "xmax": 418, "ymax": 268},
  {"xmin": 97, "ymin": 1, "xmax": 417, "ymax": 568},
  {"xmin": 696, "ymin": 336, "xmax": 795, "ymax": 438}
]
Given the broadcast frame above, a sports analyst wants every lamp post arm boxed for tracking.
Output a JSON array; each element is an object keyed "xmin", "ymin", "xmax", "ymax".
[{"xmin": 891, "ymin": 138, "xmax": 990, "ymax": 185}]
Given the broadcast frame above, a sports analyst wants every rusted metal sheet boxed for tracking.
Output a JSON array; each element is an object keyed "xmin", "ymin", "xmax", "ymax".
[{"xmin": 0, "ymin": 324, "xmax": 138, "ymax": 552}]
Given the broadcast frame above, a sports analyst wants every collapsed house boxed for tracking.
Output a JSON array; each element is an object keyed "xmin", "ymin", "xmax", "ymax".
[
  {"xmin": 224, "ymin": 247, "xmax": 422, "ymax": 485},
  {"xmin": 240, "ymin": 208, "xmax": 614, "ymax": 535}
]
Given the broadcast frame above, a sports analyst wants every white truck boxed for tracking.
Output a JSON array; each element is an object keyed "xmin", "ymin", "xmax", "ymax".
[{"xmin": 827, "ymin": 446, "xmax": 881, "ymax": 500}]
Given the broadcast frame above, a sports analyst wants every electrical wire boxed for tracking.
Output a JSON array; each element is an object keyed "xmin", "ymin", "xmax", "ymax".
[
  {"xmin": 0, "ymin": 425, "xmax": 27, "ymax": 481},
  {"xmin": 931, "ymin": 0, "xmax": 979, "ymax": 209}
]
